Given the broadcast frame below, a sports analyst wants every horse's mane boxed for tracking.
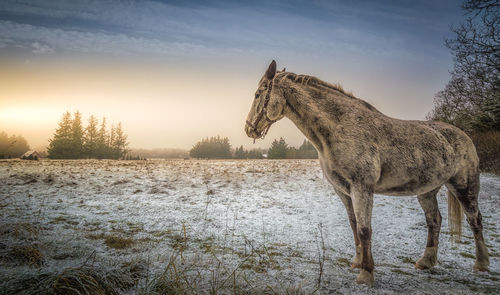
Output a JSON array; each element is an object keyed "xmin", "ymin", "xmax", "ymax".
[
  {"xmin": 275, "ymin": 71, "xmax": 381, "ymax": 113},
  {"xmin": 276, "ymin": 72, "xmax": 355, "ymax": 98}
]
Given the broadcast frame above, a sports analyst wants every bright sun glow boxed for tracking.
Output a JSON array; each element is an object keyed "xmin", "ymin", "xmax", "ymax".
[{"xmin": 0, "ymin": 107, "xmax": 62, "ymax": 123}]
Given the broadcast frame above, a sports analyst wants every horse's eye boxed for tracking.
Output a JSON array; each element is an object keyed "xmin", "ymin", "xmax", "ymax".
[{"xmin": 255, "ymin": 93, "xmax": 259, "ymax": 99}]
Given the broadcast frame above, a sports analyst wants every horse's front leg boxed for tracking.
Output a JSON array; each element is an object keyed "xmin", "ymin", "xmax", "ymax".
[
  {"xmin": 351, "ymin": 186, "xmax": 375, "ymax": 286},
  {"xmin": 334, "ymin": 188, "xmax": 361, "ymax": 269}
]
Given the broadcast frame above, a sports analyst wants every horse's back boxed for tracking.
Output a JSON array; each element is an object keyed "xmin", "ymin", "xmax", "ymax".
[
  {"xmin": 421, "ymin": 121, "xmax": 479, "ymax": 173},
  {"xmin": 421, "ymin": 121, "xmax": 480, "ymax": 188}
]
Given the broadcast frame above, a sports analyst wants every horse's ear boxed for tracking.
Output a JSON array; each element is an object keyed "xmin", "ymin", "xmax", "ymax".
[
  {"xmin": 265, "ymin": 60, "xmax": 277, "ymax": 80},
  {"xmin": 281, "ymin": 67, "xmax": 286, "ymax": 72}
]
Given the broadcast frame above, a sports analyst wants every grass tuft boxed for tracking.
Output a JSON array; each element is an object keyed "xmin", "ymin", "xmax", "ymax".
[
  {"xmin": 398, "ymin": 256, "xmax": 416, "ymax": 264},
  {"xmin": 10, "ymin": 244, "xmax": 44, "ymax": 267},
  {"xmin": 335, "ymin": 257, "xmax": 351, "ymax": 267},
  {"xmin": 459, "ymin": 252, "xmax": 476, "ymax": 259},
  {"xmin": 104, "ymin": 236, "xmax": 135, "ymax": 249},
  {"xmin": 85, "ymin": 233, "xmax": 135, "ymax": 249},
  {"xmin": 0, "ymin": 262, "xmax": 142, "ymax": 295},
  {"xmin": 1, "ymin": 222, "xmax": 39, "ymax": 240}
]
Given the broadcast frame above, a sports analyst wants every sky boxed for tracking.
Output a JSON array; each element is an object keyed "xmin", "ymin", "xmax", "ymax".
[{"xmin": 0, "ymin": 0, "xmax": 465, "ymax": 150}]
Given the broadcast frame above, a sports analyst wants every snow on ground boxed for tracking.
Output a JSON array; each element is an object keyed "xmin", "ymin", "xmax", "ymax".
[{"xmin": 0, "ymin": 159, "xmax": 499, "ymax": 294}]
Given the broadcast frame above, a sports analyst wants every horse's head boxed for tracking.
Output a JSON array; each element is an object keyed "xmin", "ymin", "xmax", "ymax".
[{"xmin": 245, "ymin": 60, "xmax": 286, "ymax": 140}]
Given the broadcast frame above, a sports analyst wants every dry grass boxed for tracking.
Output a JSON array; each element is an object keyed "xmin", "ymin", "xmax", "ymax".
[
  {"xmin": 8, "ymin": 244, "xmax": 43, "ymax": 267},
  {"xmin": 85, "ymin": 233, "xmax": 135, "ymax": 249},
  {"xmin": 52, "ymin": 267, "xmax": 117, "ymax": 295},
  {"xmin": 139, "ymin": 251, "xmax": 302, "ymax": 295},
  {"xmin": 0, "ymin": 222, "xmax": 44, "ymax": 267},
  {"xmin": 1, "ymin": 222, "xmax": 39, "ymax": 240},
  {"xmin": 0, "ymin": 263, "xmax": 142, "ymax": 295},
  {"xmin": 104, "ymin": 236, "xmax": 135, "ymax": 249}
]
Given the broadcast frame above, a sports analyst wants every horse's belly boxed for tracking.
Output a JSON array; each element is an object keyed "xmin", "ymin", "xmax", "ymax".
[
  {"xmin": 375, "ymin": 182, "xmax": 443, "ymax": 196},
  {"xmin": 374, "ymin": 166, "xmax": 453, "ymax": 196}
]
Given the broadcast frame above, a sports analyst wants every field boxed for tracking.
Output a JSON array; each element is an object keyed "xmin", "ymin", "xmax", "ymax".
[{"xmin": 0, "ymin": 159, "xmax": 499, "ymax": 294}]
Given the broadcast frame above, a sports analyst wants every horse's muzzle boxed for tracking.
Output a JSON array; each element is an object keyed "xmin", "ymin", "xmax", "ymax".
[{"xmin": 245, "ymin": 120, "xmax": 260, "ymax": 139}]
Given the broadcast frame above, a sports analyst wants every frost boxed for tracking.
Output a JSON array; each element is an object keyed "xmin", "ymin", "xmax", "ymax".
[{"xmin": 0, "ymin": 159, "xmax": 498, "ymax": 293}]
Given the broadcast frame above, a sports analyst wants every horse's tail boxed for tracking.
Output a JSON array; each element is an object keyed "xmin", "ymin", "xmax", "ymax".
[{"xmin": 448, "ymin": 190, "xmax": 463, "ymax": 242}]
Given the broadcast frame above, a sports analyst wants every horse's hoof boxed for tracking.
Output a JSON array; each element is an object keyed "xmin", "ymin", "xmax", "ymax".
[
  {"xmin": 415, "ymin": 247, "xmax": 437, "ymax": 270},
  {"xmin": 351, "ymin": 251, "xmax": 362, "ymax": 270},
  {"xmin": 356, "ymin": 270, "xmax": 374, "ymax": 287},
  {"xmin": 415, "ymin": 258, "xmax": 435, "ymax": 270},
  {"xmin": 473, "ymin": 261, "xmax": 489, "ymax": 273}
]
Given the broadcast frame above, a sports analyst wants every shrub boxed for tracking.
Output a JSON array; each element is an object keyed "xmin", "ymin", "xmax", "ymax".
[{"xmin": 470, "ymin": 131, "xmax": 500, "ymax": 174}]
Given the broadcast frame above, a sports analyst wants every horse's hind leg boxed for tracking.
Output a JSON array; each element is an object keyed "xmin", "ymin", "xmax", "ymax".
[
  {"xmin": 415, "ymin": 187, "xmax": 442, "ymax": 270},
  {"xmin": 447, "ymin": 173, "xmax": 490, "ymax": 271},
  {"xmin": 335, "ymin": 189, "xmax": 361, "ymax": 269}
]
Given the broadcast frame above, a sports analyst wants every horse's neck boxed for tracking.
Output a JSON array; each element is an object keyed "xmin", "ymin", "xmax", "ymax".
[{"xmin": 278, "ymin": 79, "xmax": 345, "ymax": 153}]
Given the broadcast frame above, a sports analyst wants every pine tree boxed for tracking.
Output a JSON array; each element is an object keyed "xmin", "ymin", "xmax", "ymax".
[
  {"xmin": 70, "ymin": 111, "xmax": 84, "ymax": 158},
  {"xmin": 268, "ymin": 137, "xmax": 288, "ymax": 159},
  {"xmin": 108, "ymin": 125, "xmax": 116, "ymax": 159},
  {"xmin": 112, "ymin": 123, "xmax": 128, "ymax": 159},
  {"xmin": 47, "ymin": 111, "xmax": 73, "ymax": 159},
  {"xmin": 234, "ymin": 145, "xmax": 247, "ymax": 159},
  {"xmin": 247, "ymin": 149, "xmax": 263, "ymax": 159},
  {"xmin": 298, "ymin": 139, "xmax": 318, "ymax": 159},
  {"xmin": 0, "ymin": 132, "xmax": 8, "ymax": 158},
  {"xmin": 96, "ymin": 117, "xmax": 108, "ymax": 159},
  {"xmin": 47, "ymin": 112, "xmax": 130, "ymax": 160},
  {"xmin": 83, "ymin": 115, "xmax": 98, "ymax": 158},
  {"xmin": 286, "ymin": 147, "xmax": 298, "ymax": 159},
  {"xmin": 220, "ymin": 137, "xmax": 232, "ymax": 158},
  {"xmin": 115, "ymin": 123, "xmax": 129, "ymax": 158}
]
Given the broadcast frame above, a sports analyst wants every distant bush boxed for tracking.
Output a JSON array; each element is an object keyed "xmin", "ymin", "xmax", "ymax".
[
  {"xmin": 470, "ymin": 131, "xmax": 500, "ymax": 174},
  {"xmin": 297, "ymin": 139, "xmax": 318, "ymax": 159},
  {"xmin": 0, "ymin": 131, "xmax": 30, "ymax": 158},
  {"xmin": 233, "ymin": 145, "xmax": 264, "ymax": 159},
  {"xmin": 268, "ymin": 138, "xmax": 318, "ymax": 159},
  {"xmin": 190, "ymin": 136, "xmax": 232, "ymax": 159},
  {"xmin": 247, "ymin": 149, "xmax": 264, "ymax": 159},
  {"xmin": 189, "ymin": 137, "xmax": 317, "ymax": 160}
]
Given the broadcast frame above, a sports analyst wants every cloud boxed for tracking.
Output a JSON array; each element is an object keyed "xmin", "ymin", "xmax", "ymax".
[
  {"xmin": 0, "ymin": 20, "xmax": 209, "ymax": 57},
  {"xmin": 0, "ymin": 0, "xmax": 452, "ymax": 63},
  {"xmin": 0, "ymin": 1, "xmax": 280, "ymax": 57},
  {"xmin": 31, "ymin": 42, "xmax": 53, "ymax": 54}
]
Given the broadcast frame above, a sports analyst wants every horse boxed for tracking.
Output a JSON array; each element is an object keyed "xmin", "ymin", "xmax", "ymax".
[{"xmin": 244, "ymin": 60, "xmax": 489, "ymax": 286}]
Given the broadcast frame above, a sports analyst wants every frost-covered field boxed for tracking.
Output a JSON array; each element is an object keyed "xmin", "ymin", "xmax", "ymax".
[{"xmin": 0, "ymin": 159, "xmax": 499, "ymax": 294}]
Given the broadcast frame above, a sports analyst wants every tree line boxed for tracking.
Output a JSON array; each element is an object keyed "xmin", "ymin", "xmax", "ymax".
[
  {"xmin": 233, "ymin": 146, "xmax": 265, "ymax": 159},
  {"xmin": 189, "ymin": 136, "xmax": 233, "ymax": 159},
  {"xmin": 189, "ymin": 136, "xmax": 318, "ymax": 159},
  {"xmin": 0, "ymin": 131, "xmax": 30, "ymax": 158},
  {"xmin": 267, "ymin": 138, "xmax": 318, "ymax": 159},
  {"xmin": 427, "ymin": 0, "xmax": 499, "ymax": 173},
  {"xmin": 48, "ymin": 111, "xmax": 129, "ymax": 159}
]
